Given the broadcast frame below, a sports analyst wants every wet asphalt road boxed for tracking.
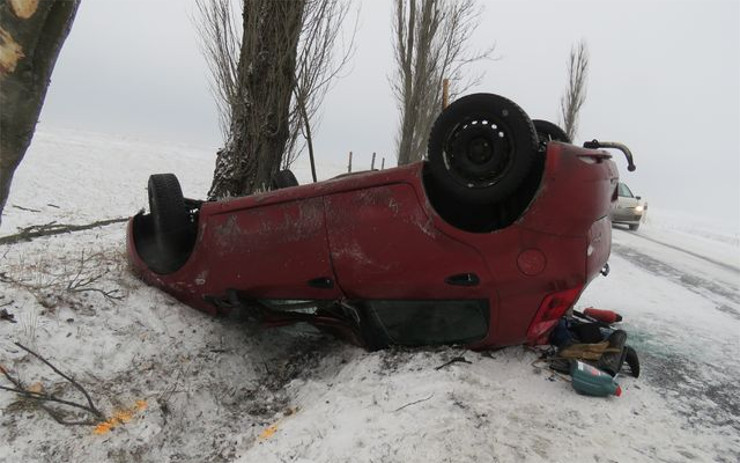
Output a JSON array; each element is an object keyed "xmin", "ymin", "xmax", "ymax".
[{"xmin": 610, "ymin": 228, "xmax": 740, "ymax": 448}]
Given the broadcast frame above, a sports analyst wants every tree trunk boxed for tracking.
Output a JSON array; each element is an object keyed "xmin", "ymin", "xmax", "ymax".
[
  {"xmin": 0, "ymin": 0, "xmax": 80, "ymax": 226},
  {"xmin": 208, "ymin": 1, "xmax": 305, "ymax": 199}
]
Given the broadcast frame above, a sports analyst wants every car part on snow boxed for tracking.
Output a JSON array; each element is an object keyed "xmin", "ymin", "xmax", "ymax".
[
  {"xmin": 624, "ymin": 346, "xmax": 640, "ymax": 378},
  {"xmin": 560, "ymin": 340, "xmax": 616, "ymax": 361},
  {"xmin": 596, "ymin": 329, "xmax": 628, "ymax": 376},
  {"xmin": 427, "ymin": 93, "xmax": 538, "ymax": 204},
  {"xmin": 147, "ymin": 173, "xmax": 194, "ymax": 274},
  {"xmin": 583, "ymin": 139, "xmax": 636, "ymax": 172},
  {"xmin": 570, "ymin": 360, "xmax": 622, "ymax": 397},
  {"xmin": 271, "ymin": 169, "xmax": 299, "ymax": 190},
  {"xmin": 549, "ymin": 310, "xmax": 640, "ymax": 382},
  {"xmin": 533, "ymin": 119, "xmax": 570, "ymax": 144},
  {"xmin": 583, "ymin": 307, "xmax": 623, "ymax": 324}
]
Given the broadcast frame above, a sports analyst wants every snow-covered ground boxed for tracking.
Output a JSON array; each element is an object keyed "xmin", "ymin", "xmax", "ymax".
[{"xmin": 1, "ymin": 128, "xmax": 738, "ymax": 462}]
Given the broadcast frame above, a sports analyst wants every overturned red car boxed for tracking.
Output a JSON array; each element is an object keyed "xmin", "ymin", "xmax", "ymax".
[{"xmin": 127, "ymin": 93, "xmax": 635, "ymax": 350}]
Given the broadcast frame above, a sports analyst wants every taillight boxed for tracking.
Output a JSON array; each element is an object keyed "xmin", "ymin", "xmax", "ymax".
[{"xmin": 526, "ymin": 285, "xmax": 584, "ymax": 345}]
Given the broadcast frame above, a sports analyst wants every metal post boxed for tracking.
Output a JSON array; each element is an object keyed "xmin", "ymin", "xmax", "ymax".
[
  {"xmin": 371, "ymin": 152, "xmax": 376, "ymax": 170},
  {"xmin": 348, "ymin": 151, "xmax": 353, "ymax": 173}
]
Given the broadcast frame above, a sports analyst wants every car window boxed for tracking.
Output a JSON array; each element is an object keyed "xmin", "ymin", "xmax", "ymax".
[
  {"xmin": 361, "ymin": 300, "xmax": 489, "ymax": 346},
  {"xmin": 618, "ymin": 183, "xmax": 634, "ymax": 198}
]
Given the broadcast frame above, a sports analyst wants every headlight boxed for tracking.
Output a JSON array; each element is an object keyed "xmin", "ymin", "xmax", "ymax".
[{"xmin": 634, "ymin": 205, "xmax": 644, "ymax": 213}]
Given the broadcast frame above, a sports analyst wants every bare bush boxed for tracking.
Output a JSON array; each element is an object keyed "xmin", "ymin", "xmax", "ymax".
[
  {"xmin": 0, "ymin": 248, "xmax": 125, "ymax": 311},
  {"xmin": 393, "ymin": 0, "xmax": 494, "ymax": 165},
  {"xmin": 560, "ymin": 40, "xmax": 590, "ymax": 142}
]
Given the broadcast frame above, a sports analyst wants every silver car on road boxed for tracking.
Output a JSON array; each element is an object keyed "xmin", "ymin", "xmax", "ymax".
[{"xmin": 611, "ymin": 182, "xmax": 647, "ymax": 230}]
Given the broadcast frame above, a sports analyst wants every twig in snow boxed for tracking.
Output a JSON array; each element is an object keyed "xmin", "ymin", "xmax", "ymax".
[
  {"xmin": 394, "ymin": 393, "xmax": 434, "ymax": 412},
  {"xmin": 435, "ymin": 356, "xmax": 472, "ymax": 370},
  {"xmin": 65, "ymin": 251, "xmax": 123, "ymax": 301},
  {"xmin": 0, "ymin": 217, "xmax": 128, "ymax": 245},
  {"xmin": 0, "ymin": 343, "xmax": 106, "ymax": 425},
  {"xmin": 12, "ymin": 204, "xmax": 41, "ymax": 213},
  {"xmin": 14, "ymin": 342, "xmax": 104, "ymax": 419}
]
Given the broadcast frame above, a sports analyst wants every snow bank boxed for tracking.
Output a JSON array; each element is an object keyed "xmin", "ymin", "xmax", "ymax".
[{"xmin": 1, "ymin": 129, "xmax": 738, "ymax": 462}]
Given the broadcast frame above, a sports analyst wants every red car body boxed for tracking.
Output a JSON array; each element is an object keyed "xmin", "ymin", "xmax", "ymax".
[{"xmin": 127, "ymin": 142, "xmax": 620, "ymax": 350}]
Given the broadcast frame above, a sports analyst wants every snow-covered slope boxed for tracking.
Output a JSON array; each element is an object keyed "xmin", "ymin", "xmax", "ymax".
[{"xmin": 1, "ymin": 129, "xmax": 738, "ymax": 462}]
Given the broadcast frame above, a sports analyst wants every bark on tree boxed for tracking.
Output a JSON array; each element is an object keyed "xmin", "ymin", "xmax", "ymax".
[
  {"xmin": 560, "ymin": 40, "xmax": 589, "ymax": 142},
  {"xmin": 198, "ymin": 0, "xmax": 354, "ymax": 199},
  {"xmin": 0, "ymin": 0, "xmax": 80, "ymax": 227},
  {"xmin": 393, "ymin": 0, "xmax": 492, "ymax": 166},
  {"xmin": 207, "ymin": 1, "xmax": 304, "ymax": 199}
]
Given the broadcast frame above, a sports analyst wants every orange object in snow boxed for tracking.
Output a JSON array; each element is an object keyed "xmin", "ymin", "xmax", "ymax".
[{"xmin": 583, "ymin": 307, "xmax": 623, "ymax": 324}]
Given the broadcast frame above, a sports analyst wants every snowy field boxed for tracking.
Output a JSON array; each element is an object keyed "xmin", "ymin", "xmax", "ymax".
[{"xmin": 1, "ymin": 128, "xmax": 738, "ymax": 462}]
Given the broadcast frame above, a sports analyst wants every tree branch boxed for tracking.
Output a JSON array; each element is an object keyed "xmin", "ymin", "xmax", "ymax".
[{"xmin": 0, "ymin": 217, "xmax": 128, "ymax": 245}]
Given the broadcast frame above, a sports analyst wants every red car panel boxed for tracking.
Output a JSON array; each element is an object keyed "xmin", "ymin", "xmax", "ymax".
[
  {"xmin": 127, "ymin": 93, "xmax": 634, "ymax": 350},
  {"xmin": 128, "ymin": 144, "xmax": 620, "ymax": 349}
]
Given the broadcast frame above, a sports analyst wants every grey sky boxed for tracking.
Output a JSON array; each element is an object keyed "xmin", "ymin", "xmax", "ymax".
[{"xmin": 39, "ymin": 0, "xmax": 739, "ymax": 228}]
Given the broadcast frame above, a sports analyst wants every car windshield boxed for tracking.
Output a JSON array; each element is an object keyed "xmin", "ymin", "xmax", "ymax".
[
  {"xmin": 618, "ymin": 183, "xmax": 634, "ymax": 198},
  {"xmin": 360, "ymin": 300, "xmax": 490, "ymax": 346}
]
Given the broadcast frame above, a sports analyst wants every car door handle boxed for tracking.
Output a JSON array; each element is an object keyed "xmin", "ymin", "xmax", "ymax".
[
  {"xmin": 308, "ymin": 277, "xmax": 334, "ymax": 289},
  {"xmin": 445, "ymin": 273, "xmax": 480, "ymax": 287}
]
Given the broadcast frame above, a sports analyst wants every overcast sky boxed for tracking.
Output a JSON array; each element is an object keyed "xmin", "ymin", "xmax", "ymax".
[{"xmin": 38, "ymin": 0, "xmax": 739, "ymax": 228}]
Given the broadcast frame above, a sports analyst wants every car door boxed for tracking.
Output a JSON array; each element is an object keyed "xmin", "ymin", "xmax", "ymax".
[
  {"xmin": 613, "ymin": 182, "xmax": 638, "ymax": 221},
  {"xmin": 324, "ymin": 183, "xmax": 491, "ymax": 301},
  {"xmin": 203, "ymin": 196, "xmax": 342, "ymax": 300}
]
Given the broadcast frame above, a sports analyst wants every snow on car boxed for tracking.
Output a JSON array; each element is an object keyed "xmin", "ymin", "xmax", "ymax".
[{"xmin": 126, "ymin": 93, "xmax": 636, "ymax": 350}]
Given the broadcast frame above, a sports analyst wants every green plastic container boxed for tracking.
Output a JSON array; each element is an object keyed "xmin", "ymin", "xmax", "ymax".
[{"xmin": 570, "ymin": 360, "xmax": 622, "ymax": 397}]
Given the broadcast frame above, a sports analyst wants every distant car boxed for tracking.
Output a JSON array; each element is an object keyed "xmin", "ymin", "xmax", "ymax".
[
  {"xmin": 610, "ymin": 182, "xmax": 647, "ymax": 231},
  {"xmin": 127, "ymin": 93, "xmax": 635, "ymax": 350}
]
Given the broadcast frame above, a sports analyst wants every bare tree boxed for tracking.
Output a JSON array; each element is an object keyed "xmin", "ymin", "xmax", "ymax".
[
  {"xmin": 196, "ymin": 0, "xmax": 354, "ymax": 198},
  {"xmin": 560, "ymin": 40, "xmax": 589, "ymax": 142},
  {"xmin": 0, "ymin": 0, "xmax": 80, "ymax": 227},
  {"xmin": 393, "ymin": 0, "xmax": 493, "ymax": 166}
]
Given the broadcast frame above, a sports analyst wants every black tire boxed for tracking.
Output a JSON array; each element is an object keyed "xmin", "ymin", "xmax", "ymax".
[
  {"xmin": 533, "ymin": 119, "xmax": 570, "ymax": 144},
  {"xmin": 629, "ymin": 223, "xmax": 640, "ymax": 231},
  {"xmin": 148, "ymin": 173, "xmax": 192, "ymax": 273},
  {"xmin": 270, "ymin": 169, "xmax": 299, "ymax": 190},
  {"xmin": 428, "ymin": 93, "xmax": 538, "ymax": 204}
]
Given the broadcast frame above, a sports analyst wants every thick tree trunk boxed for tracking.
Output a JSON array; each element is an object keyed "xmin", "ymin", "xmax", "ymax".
[
  {"xmin": 208, "ymin": 1, "xmax": 305, "ymax": 199},
  {"xmin": 0, "ymin": 0, "xmax": 80, "ymax": 226}
]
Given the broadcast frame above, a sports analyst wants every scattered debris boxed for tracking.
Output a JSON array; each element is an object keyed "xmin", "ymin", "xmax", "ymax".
[
  {"xmin": 435, "ymin": 356, "xmax": 472, "ymax": 370},
  {"xmin": 93, "ymin": 400, "xmax": 148, "ymax": 435},
  {"xmin": 0, "ymin": 308, "xmax": 16, "ymax": 323},
  {"xmin": 538, "ymin": 307, "xmax": 641, "ymax": 398}
]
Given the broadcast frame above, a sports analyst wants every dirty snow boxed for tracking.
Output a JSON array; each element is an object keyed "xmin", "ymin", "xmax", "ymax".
[{"xmin": 1, "ymin": 128, "xmax": 738, "ymax": 462}]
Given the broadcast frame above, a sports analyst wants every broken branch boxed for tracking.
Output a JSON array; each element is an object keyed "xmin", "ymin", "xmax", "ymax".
[
  {"xmin": 13, "ymin": 342, "xmax": 104, "ymax": 420},
  {"xmin": 435, "ymin": 356, "xmax": 472, "ymax": 370},
  {"xmin": 394, "ymin": 393, "xmax": 434, "ymax": 412},
  {"xmin": 0, "ymin": 217, "xmax": 128, "ymax": 245}
]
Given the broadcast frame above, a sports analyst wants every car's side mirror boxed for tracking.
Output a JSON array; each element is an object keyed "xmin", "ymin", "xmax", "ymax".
[{"xmin": 635, "ymin": 196, "xmax": 641, "ymax": 200}]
